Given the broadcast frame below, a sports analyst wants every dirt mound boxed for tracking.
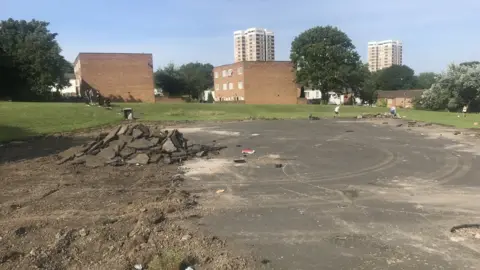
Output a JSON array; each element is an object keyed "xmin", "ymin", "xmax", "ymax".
[
  {"xmin": 56, "ymin": 124, "xmax": 226, "ymax": 168},
  {"xmin": 0, "ymin": 186, "xmax": 256, "ymax": 270}
]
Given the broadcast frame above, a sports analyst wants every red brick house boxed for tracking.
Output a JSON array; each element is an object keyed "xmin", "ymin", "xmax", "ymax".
[
  {"xmin": 377, "ymin": 89, "xmax": 425, "ymax": 108},
  {"xmin": 213, "ymin": 61, "xmax": 301, "ymax": 104},
  {"xmin": 74, "ymin": 53, "xmax": 155, "ymax": 103}
]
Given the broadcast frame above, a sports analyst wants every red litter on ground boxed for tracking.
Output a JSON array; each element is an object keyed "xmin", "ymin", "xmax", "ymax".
[{"xmin": 242, "ymin": 148, "xmax": 255, "ymax": 155}]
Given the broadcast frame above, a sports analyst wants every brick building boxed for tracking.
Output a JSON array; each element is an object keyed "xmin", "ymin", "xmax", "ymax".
[
  {"xmin": 377, "ymin": 89, "xmax": 424, "ymax": 108},
  {"xmin": 213, "ymin": 61, "xmax": 300, "ymax": 104},
  {"xmin": 74, "ymin": 53, "xmax": 155, "ymax": 103}
]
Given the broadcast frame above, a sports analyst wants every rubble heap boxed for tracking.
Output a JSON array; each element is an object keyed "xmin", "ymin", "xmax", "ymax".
[
  {"xmin": 356, "ymin": 112, "xmax": 401, "ymax": 119},
  {"xmin": 57, "ymin": 124, "xmax": 226, "ymax": 168}
]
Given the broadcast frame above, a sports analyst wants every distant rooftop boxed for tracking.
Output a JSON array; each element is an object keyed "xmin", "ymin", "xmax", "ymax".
[{"xmin": 377, "ymin": 89, "xmax": 424, "ymax": 99}]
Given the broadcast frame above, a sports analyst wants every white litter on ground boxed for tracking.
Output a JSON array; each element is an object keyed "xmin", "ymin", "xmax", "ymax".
[{"xmin": 267, "ymin": 154, "xmax": 281, "ymax": 159}]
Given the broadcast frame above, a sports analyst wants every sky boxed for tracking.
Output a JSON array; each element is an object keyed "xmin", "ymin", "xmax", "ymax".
[{"xmin": 2, "ymin": 0, "xmax": 480, "ymax": 73}]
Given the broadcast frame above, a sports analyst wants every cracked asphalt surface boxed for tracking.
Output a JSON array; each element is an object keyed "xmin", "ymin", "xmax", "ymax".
[{"xmin": 181, "ymin": 119, "xmax": 480, "ymax": 270}]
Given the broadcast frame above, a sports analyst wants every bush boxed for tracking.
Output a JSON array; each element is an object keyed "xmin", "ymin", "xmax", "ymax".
[
  {"xmin": 377, "ymin": 98, "xmax": 387, "ymax": 107},
  {"xmin": 447, "ymin": 98, "xmax": 459, "ymax": 112},
  {"xmin": 207, "ymin": 92, "xmax": 214, "ymax": 103}
]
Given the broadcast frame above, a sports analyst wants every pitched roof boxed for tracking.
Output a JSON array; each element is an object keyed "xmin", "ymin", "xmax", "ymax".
[{"xmin": 377, "ymin": 89, "xmax": 425, "ymax": 99}]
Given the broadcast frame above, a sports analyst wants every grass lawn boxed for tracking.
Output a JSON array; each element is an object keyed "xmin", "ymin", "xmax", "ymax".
[
  {"xmin": 1, "ymin": 102, "xmax": 479, "ymax": 142},
  {"xmin": 0, "ymin": 102, "xmax": 120, "ymax": 142}
]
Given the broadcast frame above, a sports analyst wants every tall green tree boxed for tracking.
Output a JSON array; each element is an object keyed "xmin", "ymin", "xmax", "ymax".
[
  {"xmin": 0, "ymin": 19, "xmax": 71, "ymax": 100},
  {"xmin": 178, "ymin": 62, "xmax": 213, "ymax": 99},
  {"xmin": 374, "ymin": 65, "xmax": 417, "ymax": 90},
  {"xmin": 416, "ymin": 72, "xmax": 438, "ymax": 89},
  {"xmin": 355, "ymin": 64, "xmax": 378, "ymax": 104},
  {"xmin": 154, "ymin": 62, "xmax": 213, "ymax": 99},
  {"xmin": 290, "ymin": 26, "xmax": 363, "ymax": 101},
  {"xmin": 154, "ymin": 63, "xmax": 185, "ymax": 96}
]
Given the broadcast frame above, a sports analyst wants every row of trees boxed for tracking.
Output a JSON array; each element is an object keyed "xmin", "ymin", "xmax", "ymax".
[
  {"xmin": 154, "ymin": 63, "xmax": 213, "ymax": 99},
  {"xmin": 3, "ymin": 18, "xmax": 478, "ymax": 110},
  {"xmin": 0, "ymin": 19, "xmax": 72, "ymax": 101},
  {"xmin": 290, "ymin": 25, "xmax": 480, "ymax": 111},
  {"xmin": 289, "ymin": 26, "xmax": 440, "ymax": 104}
]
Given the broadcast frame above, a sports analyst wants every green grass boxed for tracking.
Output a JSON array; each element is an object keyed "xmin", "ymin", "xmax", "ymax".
[
  {"xmin": 126, "ymin": 103, "xmax": 386, "ymax": 121},
  {"xmin": 0, "ymin": 102, "xmax": 121, "ymax": 142},
  {"xmin": 395, "ymin": 109, "xmax": 480, "ymax": 129},
  {"xmin": 1, "ymin": 102, "xmax": 479, "ymax": 142}
]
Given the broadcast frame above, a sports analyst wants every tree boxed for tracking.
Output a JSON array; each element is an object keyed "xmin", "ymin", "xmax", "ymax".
[
  {"xmin": 357, "ymin": 66, "xmax": 379, "ymax": 104},
  {"xmin": 0, "ymin": 19, "xmax": 71, "ymax": 100},
  {"xmin": 154, "ymin": 62, "xmax": 213, "ymax": 99},
  {"xmin": 290, "ymin": 26, "xmax": 363, "ymax": 102},
  {"xmin": 374, "ymin": 65, "xmax": 417, "ymax": 90},
  {"xmin": 418, "ymin": 63, "xmax": 480, "ymax": 111},
  {"xmin": 460, "ymin": 61, "xmax": 480, "ymax": 67},
  {"xmin": 154, "ymin": 63, "xmax": 185, "ymax": 96},
  {"xmin": 416, "ymin": 72, "xmax": 438, "ymax": 89},
  {"xmin": 178, "ymin": 62, "xmax": 213, "ymax": 99},
  {"xmin": 207, "ymin": 92, "xmax": 214, "ymax": 103}
]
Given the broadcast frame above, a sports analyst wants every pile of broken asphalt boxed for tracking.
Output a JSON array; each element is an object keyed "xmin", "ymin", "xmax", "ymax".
[{"xmin": 57, "ymin": 124, "xmax": 226, "ymax": 168}]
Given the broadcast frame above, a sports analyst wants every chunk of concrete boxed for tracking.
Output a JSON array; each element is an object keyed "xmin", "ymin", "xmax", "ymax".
[
  {"xmin": 97, "ymin": 147, "xmax": 117, "ymax": 160},
  {"xmin": 162, "ymin": 138, "xmax": 177, "ymax": 153},
  {"xmin": 127, "ymin": 153, "xmax": 150, "ymax": 165},
  {"xmin": 119, "ymin": 147, "xmax": 136, "ymax": 158},
  {"xmin": 102, "ymin": 125, "xmax": 121, "ymax": 144},
  {"xmin": 128, "ymin": 138, "xmax": 153, "ymax": 150}
]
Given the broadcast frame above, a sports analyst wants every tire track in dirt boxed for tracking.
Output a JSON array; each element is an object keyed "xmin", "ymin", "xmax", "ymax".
[{"xmin": 289, "ymin": 143, "xmax": 399, "ymax": 184}]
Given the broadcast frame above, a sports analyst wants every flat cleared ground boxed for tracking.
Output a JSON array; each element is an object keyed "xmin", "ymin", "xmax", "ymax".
[
  {"xmin": 176, "ymin": 119, "xmax": 480, "ymax": 270},
  {"xmin": 2, "ymin": 116, "xmax": 480, "ymax": 269}
]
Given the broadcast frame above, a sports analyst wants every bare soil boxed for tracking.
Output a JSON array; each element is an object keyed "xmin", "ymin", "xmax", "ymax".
[{"xmin": 0, "ymin": 130, "xmax": 258, "ymax": 270}]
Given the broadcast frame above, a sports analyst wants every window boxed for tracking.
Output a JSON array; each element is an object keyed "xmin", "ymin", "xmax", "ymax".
[
  {"xmin": 229, "ymin": 82, "xmax": 234, "ymax": 90},
  {"xmin": 223, "ymin": 83, "xmax": 227, "ymax": 90},
  {"xmin": 215, "ymin": 84, "xmax": 219, "ymax": 91},
  {"xmin": 238, "ymin": 67, "xmax": 243, "ymax": 74},
  {"xmin": 228, "ymin": 69, "xmax": 233, "ymax": 76},
  {"xmin": 214, "ymin": 72, "xmax": 218, "ymax": 78},
  {"xmin": 222, "ymin": 70, "xmax": 227, "ymax": 77},
  {"xmin": 238, "ymin": 81, "xmax": 243, "ymax": 89}
]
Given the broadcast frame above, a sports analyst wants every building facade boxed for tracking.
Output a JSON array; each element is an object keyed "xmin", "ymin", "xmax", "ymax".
[
  {"xmin": 213, "ymin": 61, "xmax": 298, "ymax": 104},
  {"xmin": 74, "ymin": 53, "xmax": 155, "ymax": 103},
  {"xmin": 234, "ymin": 28, "xmax": 275, "ymax": 62},
  {"xmin": 377, "ymin": 89, "xmax": 424, "ymax": 108},
  {"xmin": 367, "ymin": 40, "xmax": 403, "ymax": 72}
]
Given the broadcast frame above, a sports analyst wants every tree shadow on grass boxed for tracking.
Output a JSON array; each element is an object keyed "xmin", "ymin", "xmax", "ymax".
[{"xmin": 0, "ymin": 125, "xmax": 89, "ymax": 164}]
